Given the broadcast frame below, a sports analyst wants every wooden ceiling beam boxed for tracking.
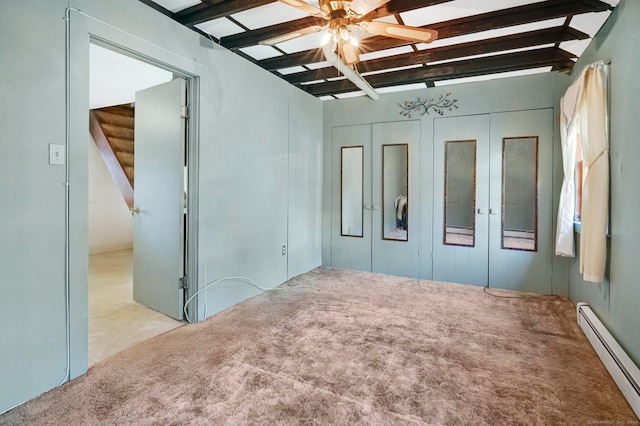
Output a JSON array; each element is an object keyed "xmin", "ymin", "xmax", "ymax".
[
  {"xmin": 304, "ymin": 47, "xmax": 575, "ymax": 96},
  {"xmin": 284, "ymin": 26, "xmax": 588, "ymax": 84},
  {"xmin": 258, "ymin": 0, "xmax": 610, "ymax": 70},
  {"xmin": 222, "ymin": 17, "xmax": 326, "ymax": 49},
  {"xmin": 177, "ymin": 0, "xmax": 275, "ymax": 26}
]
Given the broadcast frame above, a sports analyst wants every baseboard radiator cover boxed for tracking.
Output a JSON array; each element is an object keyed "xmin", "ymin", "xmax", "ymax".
[{"xmin": 577, "ymin": 303, "xmax": 640, "ymax": 417}]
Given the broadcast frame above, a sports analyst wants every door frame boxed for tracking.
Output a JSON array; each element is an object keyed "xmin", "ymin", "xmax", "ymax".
[
  {"xmin": 67, "ymin": 10, "xmax": 205, "ymax": 379},
  {"xmin": 88, "ymin": 37, "xmax": 200, "ymax": 320}
]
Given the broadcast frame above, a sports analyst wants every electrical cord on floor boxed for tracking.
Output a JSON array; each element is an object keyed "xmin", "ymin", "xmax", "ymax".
[
  {"xmin": 483, "ymin": 285, "xmax": 561, "ymax": 300},
  {"xmin": 183, "ymin": 276, "xmax": 317, "ymax": 323}
]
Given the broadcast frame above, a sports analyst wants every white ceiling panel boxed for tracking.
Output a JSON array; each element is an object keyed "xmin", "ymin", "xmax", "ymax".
[
  {"xmin": 239, "ymin": 45, "xmax": 282, "ymax": 60},
  {"xmin": 400, "ymin": 0, "xmax": 547, "ymax": 27},
  {"xmin": 376, "ymin": 82, "xmax": 428, "ymax": 94},
  {"xmin": 300, "ymin": 79, "xmax": 326, "ymax": 85},
  {"xmin": 326, "ymin": 76, "xmax": 347, "ymax": 81},
  {"xmin": 196, "ymin": 17, "xmax": 245, "ymax": 39},
  {"xmin": 361, "ymin": 64, "xmax": 423, "ymax": 77},
  {"xmin": 559, "ymin": 39, "xmax": 593, "ymax": 57},
  {"xmin": 277, "ymin": 31, "xmax": 326, "ymax": 54},
  {"xmin": 335, "ymin": 91, "xmax": 367, "ymax": 99},
  {"xmin": 570, "ymin": 11, "xmax": 612, "ymax": 37},
  {"xmin": 426, "ymin": 44, "xmax": 555, "ymax": 66},
  {"xmin": 232, "ymin": 2, "xmax": 309, "ymax": 30},
  {"xmin": 278, "ymin": 66, "xmax": 307, "ymax": 75},
  {"xmin": 360, "ymin": 45, "xmax": 414, "ymax": 61},
  {"xmin": 319, "ymin": 95, "xmax": 336, "ymax": 101},
  {"xmin": 150, "ymin": 0, "xmax": 200, "ymax": 13},
  {"xmin": 306, "ymin": 61, "xmax": 332, "ymax": 70},
  {"xmin": 434, "ymin": 66, "xmax": 552, "ymax": 87}
]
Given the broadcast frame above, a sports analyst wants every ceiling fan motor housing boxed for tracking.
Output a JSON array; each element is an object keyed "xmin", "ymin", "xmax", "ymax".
[{"xmin": 320, "ymin": 0, "xmax": 357, "ymax": 18}]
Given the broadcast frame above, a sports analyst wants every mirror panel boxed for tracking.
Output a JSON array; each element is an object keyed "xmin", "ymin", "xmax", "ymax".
[
  {"xmin": 382, "ymin": 144, "xmax": 408, "ymax": 241},
  {"xmin": 502, "ymin": 137, "xmax": 538, "ymax": 251},
  {"xmin": 341, "ymin": 146, "xmax": 364, "ymax": 237},
  {"xmin": 444, "ymin": 140, "xmax": 476, "ymax": 247}
]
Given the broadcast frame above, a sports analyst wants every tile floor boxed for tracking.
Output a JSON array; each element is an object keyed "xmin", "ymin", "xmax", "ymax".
[{"xmin": 89, "ymin": 249, "xmax": 183, "ymax": 367}]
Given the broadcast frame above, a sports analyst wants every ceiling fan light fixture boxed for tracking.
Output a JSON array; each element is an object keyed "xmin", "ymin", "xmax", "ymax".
[
  {"xmin": 339, "ymin": 26, "xmax": 350, "ymax": 41},
  {"xmin": 320, "ymin": 31, "xmax": 333, "ymax": 46},
  {"xmin": 350, "ymin": 36, "xmax": 359, "ymax": 47}
]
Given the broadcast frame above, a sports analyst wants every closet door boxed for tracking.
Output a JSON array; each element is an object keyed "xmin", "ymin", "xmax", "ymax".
[
  {"xmin": 433, "ymin": 115, "xmax": 490, "ymax": 285},
  {"xmin": 330, "ymin": 125, "xmax": 372, "ymax": 271},
  {"xmin": 371, "ymin": 121, "xmax": 420, "ymax": 277},
  {"xmin": 488, "ymin": 109, "xmax": 553, "ymax": 293}
]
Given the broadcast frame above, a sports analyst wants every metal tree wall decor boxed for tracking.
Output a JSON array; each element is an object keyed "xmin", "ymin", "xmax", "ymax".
[{"xmin": 399, "ymin": 92, "xmax": 458, "ymax": 118}]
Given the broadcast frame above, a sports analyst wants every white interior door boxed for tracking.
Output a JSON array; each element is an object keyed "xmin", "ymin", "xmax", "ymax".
[
  {"xmin": 133, "ymin": 78, "xmax": 186, "ymax": 320},
  {"xmin": 488, "ymin": 109, "xmax": 553, "ymax": 293},
  {"xmin": 330, "ymin": 125, "xmax": 372, "ymax": 271},
  {"xmin": 433, "ymin": 115, "xmax": 490, "ymax": 286}
]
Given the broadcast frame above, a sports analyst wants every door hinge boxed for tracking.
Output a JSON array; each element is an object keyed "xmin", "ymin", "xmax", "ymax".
[
  {"xmin": 180, "ymin": 105, "xmax": 189, "ymax": 119},
  {"xmin": 179, "ymin": 276, "xmax": 188, "ymax": 289}
]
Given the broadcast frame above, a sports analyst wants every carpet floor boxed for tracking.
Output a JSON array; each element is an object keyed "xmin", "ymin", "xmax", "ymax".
[{"xmin": 1, "ymin": 268, "xmax": 637, "ymax": 425}]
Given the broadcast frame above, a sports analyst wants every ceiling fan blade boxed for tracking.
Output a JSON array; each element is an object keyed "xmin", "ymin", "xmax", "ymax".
[
  {"xmin": 277, "ymin": 0, "xmax": 325, "ymax": 17},
  {"xmin": 340, "ymin": 41, "xmax": 360, "ymax": 65},
  {"xmin": 260, "ymin": 25, "xmax": 323, "ymax": 46},
  {"xmin": 349, "ymin": 0, "xmax": 392, "ymax": 16},
  {"xmin": 361, "ymin": 21, "xmax": 438, "ymax": 43}
]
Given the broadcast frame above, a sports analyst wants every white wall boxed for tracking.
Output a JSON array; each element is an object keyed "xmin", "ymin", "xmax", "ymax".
[
  {"xmin": 0, "ymin": 0, "xmax": 322, "ymax": 413},
  {"xmin": 88, "ymin": 137, "xmax": 133, "ymax": 254}
]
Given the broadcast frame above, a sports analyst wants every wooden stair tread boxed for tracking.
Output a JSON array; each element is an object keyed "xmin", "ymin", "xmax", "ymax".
[
  {"xmin": 94, "ymin": 110, "xmax": 134, "ymax": 127},
  {"xmin": 115, "ymin": 152, "xmax": 134, "ymax": 167},
  {"xmin": 109, "ymin": 137, "xmax": 134, "ymax": 153},
  {"xmin": 101, "ymin": 123, "xmax": 134, "ymax": 139},
  {"xmin": 99, "ymin": 105, "xmax": 134, "ymax": 117}
]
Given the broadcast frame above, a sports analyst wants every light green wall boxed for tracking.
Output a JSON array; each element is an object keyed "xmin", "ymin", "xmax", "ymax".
[
  {"xmin": 566, "ymin": 0, "xmax": 640, "ymax": 366},
  {"xmin": 0, "ymin": 0, "xmax": 322, "ymax": 413},
  {"xmin": 323, "ymin": 72, "xmax": 570, "ymax": 288}
]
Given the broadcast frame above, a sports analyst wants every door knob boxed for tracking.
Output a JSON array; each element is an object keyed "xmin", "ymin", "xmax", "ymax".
[
  {"xmin": 130, "ymin": 207, "xmax": 140, "ymax": 217},
  {"xmin": 477, "ymin": 208, "xmax": 486, "ymax": 214},
  {"xmin": 364, "ymin": 204, "xmax": 372, "ymax": 210},
  {"xmin": 372, "ymin": 204, "xmax": 380, "ymax": 211},
  {"xmin": 489, "ymin": 208, "xmax": 498, "ymax": 215}
]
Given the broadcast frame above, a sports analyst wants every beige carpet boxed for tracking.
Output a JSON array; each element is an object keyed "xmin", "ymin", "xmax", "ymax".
[{"xmin": 2, "ymin": 268, "xmax": 637, "ymax": 425}]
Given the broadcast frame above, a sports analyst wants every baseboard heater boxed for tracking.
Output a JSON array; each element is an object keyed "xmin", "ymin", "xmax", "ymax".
[{"xmin": 577, "ymin": 303, "xmax": 640, "ymax": 417}]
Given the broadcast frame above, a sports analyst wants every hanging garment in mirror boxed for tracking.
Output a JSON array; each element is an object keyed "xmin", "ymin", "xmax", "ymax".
[{"xmin": 383, "ymin": 144, "xmax": 408, "ymax": 241}]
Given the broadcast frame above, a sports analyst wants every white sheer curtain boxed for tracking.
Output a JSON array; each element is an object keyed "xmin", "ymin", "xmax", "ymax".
[
  {"xmin": 555, "ymin": 76, "xmax": 584, "ymax": 257},
  {"xmin": 555, "ymin": 61, "xmax": 609, "ymax": 282}
]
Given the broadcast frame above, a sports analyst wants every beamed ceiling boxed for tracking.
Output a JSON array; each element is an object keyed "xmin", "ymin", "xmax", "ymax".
[{"xmin": 138, "ymin": 0, "xmax": 618, "ymax": 100}]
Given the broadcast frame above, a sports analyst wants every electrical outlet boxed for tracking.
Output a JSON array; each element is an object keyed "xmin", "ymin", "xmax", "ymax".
[{"xmin": 282, "ymin": 245, "xmax": 286, "ymax": 256}]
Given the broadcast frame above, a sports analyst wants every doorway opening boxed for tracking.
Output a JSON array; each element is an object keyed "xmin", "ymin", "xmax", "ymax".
[{"xmin": 88, "ymin": 42, "xmax": 185, "ymax": 366}]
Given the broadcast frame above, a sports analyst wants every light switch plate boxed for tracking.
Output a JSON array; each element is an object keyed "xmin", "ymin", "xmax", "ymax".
[{"xmin": 49, "ymin": 144, "xmax": 65, "ymax": 165}]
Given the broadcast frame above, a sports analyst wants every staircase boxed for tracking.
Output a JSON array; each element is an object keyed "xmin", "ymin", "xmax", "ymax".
[{"xmin": 89, "ymin": 104, "xmax": 135, "ymax": 208}]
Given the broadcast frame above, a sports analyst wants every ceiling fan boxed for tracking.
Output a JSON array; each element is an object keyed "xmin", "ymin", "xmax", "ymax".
[{"xmin": 261, "ymin": 0, "xmax": 439, "ymax": 66}]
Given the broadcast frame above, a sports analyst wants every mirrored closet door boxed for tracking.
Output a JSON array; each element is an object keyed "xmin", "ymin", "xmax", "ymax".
[
  {"xmin": 331, "ymin": 121, "xmax": 420, "ymax": 277},
  {"xmin": 433, "ymin": 109, "xmax": 553, "ymax": 293}
]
